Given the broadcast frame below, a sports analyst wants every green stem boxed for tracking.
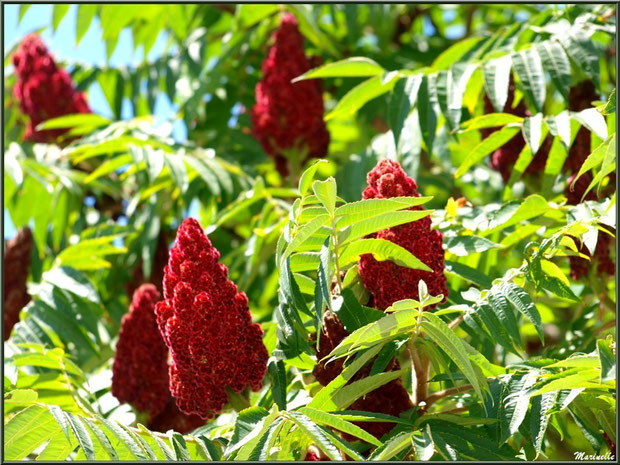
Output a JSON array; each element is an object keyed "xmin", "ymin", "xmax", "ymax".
[{"xmin": 331, "ymin": 216, "xmax": 344, "ymax": 294}]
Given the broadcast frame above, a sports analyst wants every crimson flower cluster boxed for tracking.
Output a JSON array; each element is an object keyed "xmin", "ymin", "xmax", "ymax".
[
  {"xmin": 155, "ymin": 218, "xmax": 269, "ymax": 419},
  {"xmin": 111, "ymin": 285, "xmax": 170, "ymax": 418},
  {"xmin": 481, "ymin": 77, "xmax": 550, "ymax": 183},
  {"xmin": 4, "ymin": 227, "xmax": 33, "ymax": 340},
  {"xmin": 12, "ymin": 34, "xmax": 91, "ymax": 143},
  {"xmin": 358, "ymin": 159, "xmax": 448, "ymax": 310},
  {"xmin": 251, "ymin": 13, "xmax": 329, "ymax": 178},
  {"xmin": 313, "ymin": 312, "xmax": 413, "ymax": 439}
]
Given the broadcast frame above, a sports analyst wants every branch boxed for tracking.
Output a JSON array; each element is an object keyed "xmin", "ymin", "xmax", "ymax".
[
  {"xmin": 424, "ymin": 383, "xmax": 474, "ymax": 409},
  {"xmin": 448, "ymin": 314, "xmax": 464, "ymax": 330},
  {"xmin": 408, "ymin": 341, "xmax": 430, "ymax": 405}
]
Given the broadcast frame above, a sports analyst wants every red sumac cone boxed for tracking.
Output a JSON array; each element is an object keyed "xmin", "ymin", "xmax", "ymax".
[
  {"xmin": 111, "ymin": 284, "xmax": 170, "ymax": 418},
  {"xmin": 3, "ymin": 227, "xmax": 33, "ymax": 340},
  {"xmin": 155, "ymin": 218, "xmax": 269, "ymax": 419},
  {"xmin": 251, "ymin": 13, "xmax": 329, "ymax": 178},
  {"xmin": 358, "ymin": 159, "xmax": 448, "ymax": 310},
  {"xmin": 12, "ymin": 34, "xmax": 91, "ymax": 143}
]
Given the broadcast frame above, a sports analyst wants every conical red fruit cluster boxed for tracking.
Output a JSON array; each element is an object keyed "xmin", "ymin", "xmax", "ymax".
[
  {"xmin": 155, "ymin": 218, "xmax": 269, "ymax": 419},
  {"xmin": 3, "ymin": 227, "xmax": 33, "ymax": 340},
  {"xmin": 111, "ymin": 284, "xmax": 170, "ymax": 418},
  {"xmin": 251, "ymin": 13, "xmax": 329, "ymax": 178},
  {"xmin": 358, "ymin": 159, "xmax": 448, "ymax": 310},
  {"xmin": 12, "ymin": 34, "xmax": 91, "ymax": 143}
]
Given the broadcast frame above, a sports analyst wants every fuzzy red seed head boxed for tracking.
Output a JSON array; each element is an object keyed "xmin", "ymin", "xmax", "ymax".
[
  {"xmin": 358, "ymin": 160, "xmax": 448, "ymax": 310},
  {"xmin": 12, "ymin": 34, "xmax": 91, "ymax": 143},
  {"xmin": 4, "ymin": 227, "xmax": 33, "ymax": 340},
  {"xmin": 251, "ymin": 13, "xmax": 329, "ymax": 177},
  {"xmin": 155, "ymin": 218, "xmax": 269, "ymax": 419},
  {"xmin": 111, "ymin": 284, "xmax": 170, "ymax": 418}
]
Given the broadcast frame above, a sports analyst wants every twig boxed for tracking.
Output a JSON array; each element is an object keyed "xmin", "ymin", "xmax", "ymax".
[
  {"xmin": 448, "ymin": 314, "xmax": 464, "ymax": 330},
  {"xmin": 437, "ymin": 405, "xmax": 470, "ymax": 415},
  {"xmin": 408, "ymin": 341, "xmax": 430, "ymax": 406},
  {"xmin": 424, "ymin": 384, "xmax": 474, "ymax": 409},
  {"xmin": 594, "ymin": 319, "xmax": 616, "ymax": 335}
]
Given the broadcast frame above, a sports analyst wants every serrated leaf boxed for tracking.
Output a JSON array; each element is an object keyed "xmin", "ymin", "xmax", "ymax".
[
  {"xmin": 537, "ymin": 41, "xmax": 571, "ymax": 100},
  {"xmin": 422, "ymin": 312, "xmax": 485, "ymax": 401},
  {"xmin": 52, "ymin": 4, "xmax": 70, "ymax": 31},
  {"xmin": 512, "ymin": 48, "xmax": 546, "ymax": 112},
  {"xmin": 501, "ymin": 282, "xmax": 544, "ymax": 343},
  {"xmin": 309, "ymin": 344, "xmax": 385, "ymax": 411},
  {"xmin": 267, "ymin": 359, "xmax": 287, "ymax": 410},
  {"xmin": 76, "ymin": 4, "xmax": 97, "ymax": 44},
  {"xmin": 455, "ymin": 125, "xmax": 521, "ymax": 178},
  {"xmin": 560, "ymin": 29, "xmax": 600, "ymax": 85},
  {"xmin": 500, "ymin": 373, "xmax": 537, "ymax": 443},
  {"xmin": 4, "ymin": 405, "xmax": 60, "ymax": 460},
  {"xmin": 97, "ymin": 416, "xmax": 146, "ymax": 460},
  {"xmin": 286, "ymin": 412, "xmax": 341, "ymax": 461},
  {"xmin": 299, "ymin": 159, "xmax": 329, "ymax": 196},
  {"xmin": 313, "ymin": 178, "xmax": 337, "ymax": 215},
  {"xmin": 338, "ymin": 238, "xmax": 431, "ymax": 271},
  {"xmin": 444, "ymin": 260, "xmax": 493, "ymax": 288},
  {"xmin": 436, "ymin": 63, "xmax": 477, "ymax": 129},
  {"xmin": 535, "ymin": 369, "xmax": 602, "ymax": 395},
  {"xmin": 281, "ymin": 214, "xmax": 330, "ymax": 262},
  {"xmin": 572, "ymin": 108, "xmax": 608, "ymax": 141},
  {"xmin": 444, "ymin": 235, "xmax": 502, "ymax": 256},
  {"xmin": 531, "ymin": 392, "xmax": 558, "ymax": 454},
  {"xmin": 418, "ymin": 74, "xmax": 438, "ymax": 155},
  {"xmin": 389, "ymin": 75, "xmax": 422, "ymax": 149},
  {"xmin": 488, "ymin": 287, "xmax": 522, "ymax": 349},
  {"xmin": 368, "ymin": 431, "xmax": 415, "ymax": 460},
  {"xmin": 335, "ymin": 196, "xmax": 431, "ymax": 223},
  {"xmin": 326, "ymin": 309, "xmax": 417, "ymax": 361},
  {"xmin": 413, "ymin": 426, "xmax": 435, "ymax": 460},
  {"xmin": 339, "ymin": 209, "xmax": 432, "ymax": 246},
  {"xmin": 597, "ymin": 339, "xmax": 616, "ymax": 383},
  {"xmin": 64, "ymin": 413, "xmax": 95, "ymax": 460},
  {"xmin": 299, "ymin": 407, "xmax": 382, "ymax": 446},
  {"xmin": 482, "ymin": 54, "xmax": 512, "ymax": 112},
  {"xmin": 459, "ymin": 112, "xmax": 523, "ymax": 132},
  {"xmin": 326, "ymin": 74, "xmax": 399, "ymax": 121},
  {"xmin": 522, "ymin": 113, "xmax": 543, "ymax": 154},
  {"xmin": 293, "ymin": 57, "xmax": 385, "ymax": 81},
  {"xmin": 546, "ymin": 110, "xmax": 572, "ymax": 146},
  {"xmin": 333, "ymin": 288, "xmax": 384, "ymax": 333}
]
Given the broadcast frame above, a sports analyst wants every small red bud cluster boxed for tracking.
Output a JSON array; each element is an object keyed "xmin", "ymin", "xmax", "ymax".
[
  {"xmin": 3, "ymin": 227, "xmax": 33, "ymax": 340},
  {"xmin": 251, "ymin": 13, "xmax": 329, "ymax": 178},
  {"xmin": 358, "ymin": 159, "xmax": 448, "ymax": 310},
  {"xmin": 12, "ymin": 34, "xmax": 91, "ymax": 143},
  {"xmin": 111, "ymin": 285, "xmax": 170, "ymax": 418},
  {"xmin": 155, "ymin": 218, "xmax": 269, "ymax": 419}
]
